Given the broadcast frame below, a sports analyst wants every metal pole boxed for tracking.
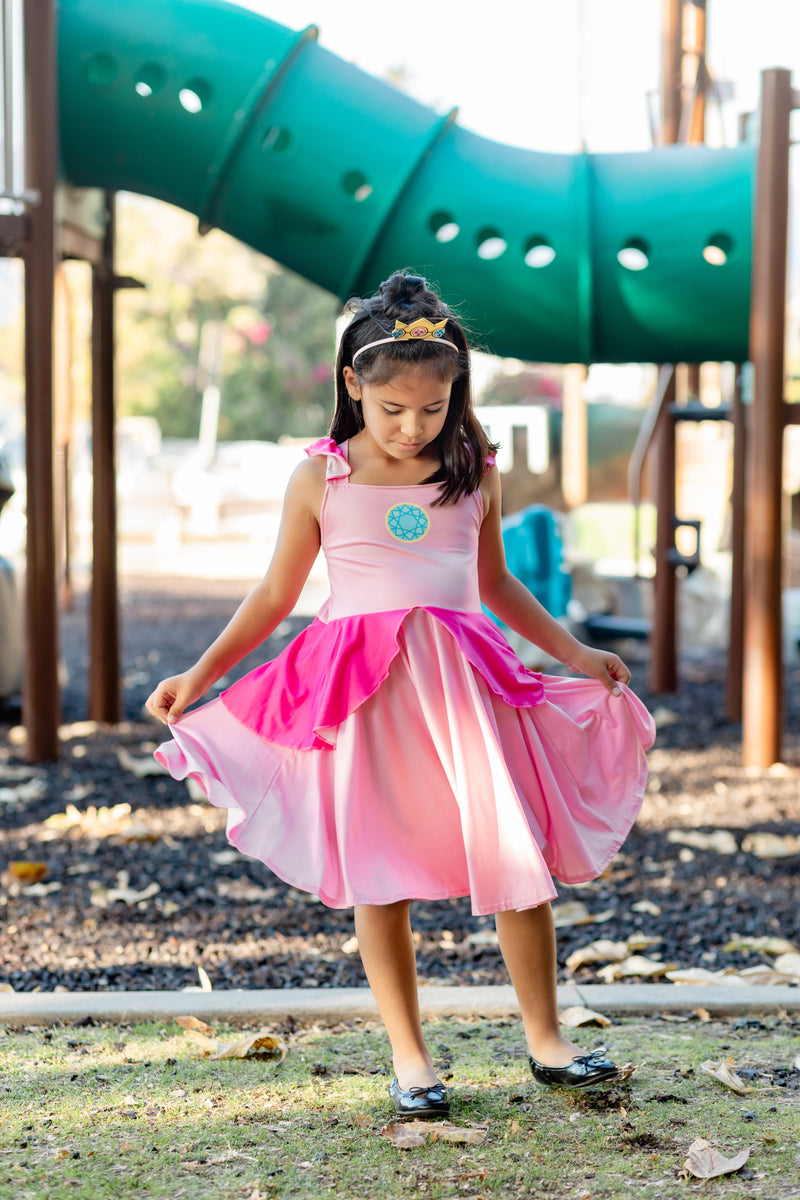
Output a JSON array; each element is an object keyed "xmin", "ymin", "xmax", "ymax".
[
  {"xmin": 561, "ymin": 364, "xmax": 587, "ymax": 509},
  {"xmin": 742, "ymin": 68, "xmax": 792, "ymax": 767},
  {"xmin": 650, "ymin": 0, "xmax": 683, "ymax": 693},
  {"xmin": 89, "ymin": 190, "xmax": 121, "ymax": 723},
  {"xmin": 22, "ymin": 0, "xmax": 59, "ymax": 760}
]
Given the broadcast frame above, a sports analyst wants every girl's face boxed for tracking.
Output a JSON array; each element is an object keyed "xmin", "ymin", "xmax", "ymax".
[{"xmin": 343, "ymin": 364, "xmax": 453, "ymax": 461}]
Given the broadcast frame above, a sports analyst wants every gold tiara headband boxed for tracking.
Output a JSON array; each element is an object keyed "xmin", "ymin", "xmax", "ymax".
[{"xmin": 351, "ymin": 317, "xmax": 459, "ymax": 365}]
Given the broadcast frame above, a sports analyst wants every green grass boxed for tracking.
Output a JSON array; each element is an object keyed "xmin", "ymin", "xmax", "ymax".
[{"xmin": 0, "ymin": 1013, "xmax": 798, "ymax": 1199}]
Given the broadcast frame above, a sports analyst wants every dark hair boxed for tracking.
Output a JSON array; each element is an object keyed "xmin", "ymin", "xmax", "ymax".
[{"xmin": 330, "ymin": 271, "xmax": 496, "ymax": 505}]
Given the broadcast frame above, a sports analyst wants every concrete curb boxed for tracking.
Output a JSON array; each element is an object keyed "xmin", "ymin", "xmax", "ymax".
[{"xmin": 1, "ymin": 984, "xmax": 798, "ymax": 1027}]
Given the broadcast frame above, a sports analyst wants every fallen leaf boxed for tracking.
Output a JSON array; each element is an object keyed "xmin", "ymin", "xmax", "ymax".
[
  {"xmin": 467, "ymin": 929, "xmax": 499, "ymax": 947},
  {"xmin": 15, "ymin": 880, "xmax": 62, "ymax": 897},
  {"xmin": 723, "ymin": 935, "xmax": 798, "ymax": 956},
  {"xmin": 631, "ymin": 899, "xmax": 662, "ymax": 916},
  {"xmin": 379, "ymin": 1120, "xmax": 487, "ymax": 1149},
  {"xmin": 597, "ymin": 955, "xmax": 677, "ymax": 982},
  {"xmin": 182, "ymin": 965, "xmax": 214, "ymax": 993},
  {"xmin": 116, "ymin": 748, "xmax": 168, "ymax": 778},
  {"xmin": 0, "ymin": 983, "xmax": 15, "ymax": 993},
  {"xmin": 699, "ymin": 1058, "xmax": 749, "ymax": 1095},
  {"xmin": 741, "ymin": 831, "xmax": 800, "ymax": 859},
  {"xmin": 380, "ymin": 1123, "xmax": 427, "ymax": 1149},
  {"xmin": 666, "ymin": 967, "xmax": 746, "ymax": 986},
  {"xmin": 4, "ymin": 861, "xmax": 48, "ymax": 884},
  {"xmin": 695, "ymin": 1007, "xmax": 712, "ymax": 1022},
  {"xmin": 341, "ymin": 935, "xmax": 360, "ymax": 955},
  {"xmin": 680, "ymin": 1137, "xmax": 750, "ymax": 1179},
  {"xmin": 772, "ymin": 952, "xmax": 800, "ymax": 978},
  {"xmin": 736, "ymin": 966, "xmax": 800, "ymax": 985},
  {"xmin": 0, "ymin": 778, "xmax": 47, "ymax": 804},
  {"xmin": 667, "ymin": 829, "xmax": 738, "ymax": 855},
  {"xmin": 175, "ymin": 1015, "xmax": 215, "ymax": 1035},
  {"xmin": 566, "ymin": 939, "xmax": 629, "ymax": 971},
  {"xmin": 215, "ymin": 879, "xmax": 277, "ymax": 902},
  {"xmin": 652, "ymin": 705, "xmax": 679, "ymax": 727},
  {"xmin": 210, "ymin": 1032, "xmax": 287, "ymax": 1062},
  {"xmin": 559, "ymin": 1005, "xmax": 612, "ymax": 1028},
  {"xmin": 89, "ymin": 871, "xmax": 160, "ymax": 907},
  {"xmin": 552, "ymin": 901, "xmax": 592, "ymax": 926}
]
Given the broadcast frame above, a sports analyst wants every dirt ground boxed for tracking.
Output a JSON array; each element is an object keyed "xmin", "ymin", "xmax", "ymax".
[{"xmin": 1, "ymin": 574, "xmax": 799, "ymax": 993}]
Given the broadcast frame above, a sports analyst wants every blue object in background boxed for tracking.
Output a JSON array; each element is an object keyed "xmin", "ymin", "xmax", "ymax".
[{"xmin": 486, "ymin": 505, "xmax": 571, "ymax": 625}]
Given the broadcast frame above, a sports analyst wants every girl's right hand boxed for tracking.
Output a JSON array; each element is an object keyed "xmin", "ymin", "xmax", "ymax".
[{"xmin": 145, "ymin": 668, "xmax": 209, "ymax": 725}]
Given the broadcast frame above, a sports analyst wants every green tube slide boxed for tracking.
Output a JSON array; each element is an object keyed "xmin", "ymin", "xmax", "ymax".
[{"xmin": 57, "ymin": 0, "xmax": 755, "ymax": 364}]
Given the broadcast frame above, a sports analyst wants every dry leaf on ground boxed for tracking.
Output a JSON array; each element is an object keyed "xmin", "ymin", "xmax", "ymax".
[
  {"xmin": 680, "ymin": 1137, "xmax": 750, "ymax": 1179},
  {"xmin": 724, "ymin": 935, "xmax": 798, "ymax": 956},
  {"xmin": 2, "ymin": 861, "xmax": 48, "ymax": 887},
  {"xmin": 667, "ymin": 829, "xmax": 738, "ymax": 855},
  {"xmin": 116, "ymin": 747, "xmax": 169, "ymax": 778},
  {"xmin": 631, "ymin": 899, "xmax": 662, "ymax": 916},
  {"xmin": 559, "ymin": 1005, "xmax": 612, "ymax": 1028},
  {"xmin": 699, "ymin": 1058, "xmax": 749, "ymax": 1094},
  {"xmin": 182, "ymin": 966, "xmax": 213, "ymax": 993},
  {"xmin": 741, "ymin": 831, "xmax": 800, "ymax": 859},
  {"xmin": 566, "ymin": 939, "xmax": 629, "ymax": 971},
  {"xmin": 380, "ymin": 1121, "xmax": 487, "ymax": 1149},
  {"xmin": 210, "ymin": 1032, "xmax": 287, "ymax": 1062},
  {"xmin": 380, "ymin": 1123, "xmax": 427, "ymax": 1149},
  {"xmin": 215, "ymin": 879, "xmax": 277, "ymax": 902},
  {"xmin": 772, "ymin": 952, "xmax": 800, "ymax": 978},
  {"xmin": 0, "ymin": 778, "xmax": 47, "ymax": 805},
  {"xmin": 89, "ymin": 871, "xmax": 160, "ymax": 907},
  {"xmin": 666, "ymin": 967, "xmax": 746, "ymax": 986},
  {"xmin": 597, "ymin": 955, "xmax": 677, "ymax": 982},
  {"xmin": 176, "ymin": 1015, "xmax": 215, "ymax": 1035}
]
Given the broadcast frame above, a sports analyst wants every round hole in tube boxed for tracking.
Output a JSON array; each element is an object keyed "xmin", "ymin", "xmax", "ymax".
[
  {"xmin": 476, "ymin": 228, "xmax": 507, "ymax": 260},
  {"xmin": 703, "ymin": 232, "xmax": 733, "ymax": 265},
  {"xmin": 342, "ymin": 170, "xmax": 373, "ymax": 202},
  {"xmin": 617, "ymin": 238, "xmax": 650, "ymax": 271},
  {"xmin": 261, "ymin": 126, "xmax": 292, "ymax": 153},
  {"xmin": 85, "ymin": 53, "xmax": 118, "ymax": 87},
  {"xmin": 524, "ymin": 237, "xmax": 556, "ymax": 268},
  {"xmin": 134, "ymin": 63, "xmax": 166, "ymax": 98},
  {"xmin": 429, "ymin": 211, "xmax": 460, "ymax": 242},
  {"xmin": 179, "ymin": 78, "xmax": 212, "ymax": 113}
]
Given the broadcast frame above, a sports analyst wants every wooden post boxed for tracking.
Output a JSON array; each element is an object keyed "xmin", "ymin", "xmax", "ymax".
[
  {"xmin": 742, "ymin": 69, "xmax": 792, "ymax": 767},
  {"xmin": 22, "ymin": 0, "xmax": 59, "ymax": 760},
  {"xmin": 726, "ymin": 364, "xmax": 746, "ymax": 721},
  {"xmin": 649, "ymin": 0, "xmax": 683, "ymax": 693},
  {"xmin": 89, "ymin": 191, "xmax": 121, "ymax": 724},
  {"xmin": 561, "ymin": 364, "xmax": 588, "ymax": 509},
  {"xmin": 53, "ymin": 264, "xmax": 73, "ymax": 610}
]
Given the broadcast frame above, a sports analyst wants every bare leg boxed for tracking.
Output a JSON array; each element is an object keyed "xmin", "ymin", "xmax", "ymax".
[
  {"xmin": 495, "ymin": 901, "xmax": 587, "ymax": 1067},
  {"xmin": 354, "ymin": 901, "xmax": 439, "ymax": 1090}
]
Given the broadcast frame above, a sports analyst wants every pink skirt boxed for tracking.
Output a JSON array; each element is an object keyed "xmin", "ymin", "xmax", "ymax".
[{"xmin": 156, "ymin": 609, "xmax": 654, "ymax": 915}]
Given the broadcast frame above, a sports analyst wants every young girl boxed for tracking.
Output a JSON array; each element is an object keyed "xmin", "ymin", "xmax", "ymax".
[{"xmin": 147, "ymin": 272, "xmax": 655, "ymax": 1118}]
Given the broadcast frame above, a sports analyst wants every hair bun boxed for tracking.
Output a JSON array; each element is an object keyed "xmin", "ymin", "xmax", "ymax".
[{"xmin": 379, "ymin": 272, "xmax": 435, "ymax": 317}]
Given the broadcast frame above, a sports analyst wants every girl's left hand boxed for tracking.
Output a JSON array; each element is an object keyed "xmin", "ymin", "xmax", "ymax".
[{"xmin": 565, "ymin": 644, "xmax": 631, "ymax": 696}]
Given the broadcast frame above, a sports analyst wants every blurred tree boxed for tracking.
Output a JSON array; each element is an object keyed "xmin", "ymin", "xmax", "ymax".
[{"xmin": 115, "ymin": 195, "xmax": 337, "ymax": 442}]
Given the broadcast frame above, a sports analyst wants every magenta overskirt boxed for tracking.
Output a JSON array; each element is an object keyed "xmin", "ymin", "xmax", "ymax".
[{"xmin": 155, "ymin": 609, "xmax": 655, "ymax": 915}]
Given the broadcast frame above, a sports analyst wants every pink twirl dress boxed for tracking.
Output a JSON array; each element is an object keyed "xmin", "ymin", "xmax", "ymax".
[{"xmin": 155, "ymin": 438, "xmax": 655, "ymax": 915}]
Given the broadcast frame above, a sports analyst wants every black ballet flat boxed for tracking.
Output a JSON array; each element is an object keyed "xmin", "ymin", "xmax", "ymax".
[
  {"xmin": 528, "ymin": 1048, "xmax": 620, "ymax": 1089},
  {"xmin": 389, "ymin": 1077, "xmax": 450, "ymax": 1117}
]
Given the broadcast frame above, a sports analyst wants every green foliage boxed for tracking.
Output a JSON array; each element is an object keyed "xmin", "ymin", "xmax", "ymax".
[{"xmin": 116, "ymin": 195, "xmax": 338, "ymax": 442}]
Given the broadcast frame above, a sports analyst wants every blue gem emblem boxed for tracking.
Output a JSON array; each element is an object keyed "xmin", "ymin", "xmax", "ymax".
[{"xmin": 386, "ymin": 503, "xmax": 430, "ymax": 542}]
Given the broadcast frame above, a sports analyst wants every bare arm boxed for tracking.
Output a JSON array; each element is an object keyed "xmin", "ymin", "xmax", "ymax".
[
  {"xmin": 477, "ymin": 467, "xmax": 630, "ymax": 693},
  {"xmin": 146, "ymin": 456, "xmax": 324, "ymax": 723}
]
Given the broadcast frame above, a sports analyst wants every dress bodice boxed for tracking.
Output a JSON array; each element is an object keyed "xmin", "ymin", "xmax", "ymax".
[{"xmin": 308, "ymin": 438, "xmax": 484, "ymax": 619}]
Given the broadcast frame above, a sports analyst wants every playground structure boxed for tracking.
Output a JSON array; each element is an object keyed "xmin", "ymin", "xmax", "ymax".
[{"xmin": 0, "ymin": 0, "xmax": 795, "ymax": 765}]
